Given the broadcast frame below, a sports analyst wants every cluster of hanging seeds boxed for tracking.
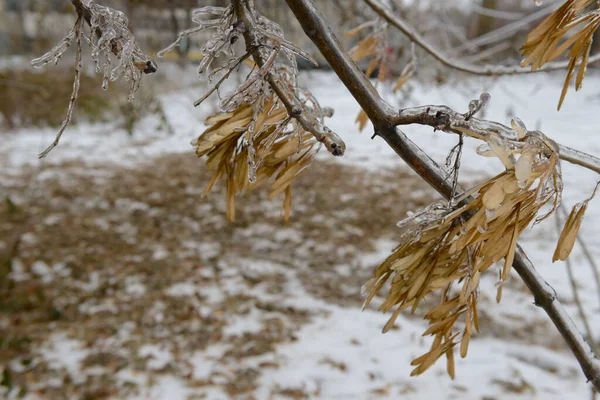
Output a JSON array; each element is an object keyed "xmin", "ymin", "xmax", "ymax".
[
  {"xmin": 363, "ymin": 119, "xmax": 565, "ymax": 377},
  {"xmin": 159, "ymin": 4, "xmax": 342, "ymax": 221},
  {"xmin": 521, "ymin": 0, "xmax": 600, "ymax": 109}
]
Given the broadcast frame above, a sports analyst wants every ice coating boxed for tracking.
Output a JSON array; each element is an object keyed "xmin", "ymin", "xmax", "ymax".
[{"xmin": 30, "ymin": 0, "xmax": 156, "ymax": 157}]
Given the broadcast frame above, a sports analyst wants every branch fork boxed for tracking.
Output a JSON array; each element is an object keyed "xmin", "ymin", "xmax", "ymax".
[{"xmin": 285, "ymin": 0, "xmax": 600, "ymax": 389}]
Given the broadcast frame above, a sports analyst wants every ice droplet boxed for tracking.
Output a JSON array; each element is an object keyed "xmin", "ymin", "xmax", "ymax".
[
  {"xmin": 468, "ymin": 99, "xmax": 479, "ymax": 114},
  {"xmin": 479, "ymin": 92, "xmax": 491, "ymax": 106}
]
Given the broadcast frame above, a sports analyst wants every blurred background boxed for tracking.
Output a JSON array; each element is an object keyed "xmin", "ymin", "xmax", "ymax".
[{"xmin": 2, "ymin": 1, "xmax": 600, "ymax": 399}]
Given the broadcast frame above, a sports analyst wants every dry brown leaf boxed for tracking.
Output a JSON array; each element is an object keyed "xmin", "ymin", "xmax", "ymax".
[
  {"xmin": 194, "ymin": 85, "xmax": 325, "ymax": 221},
  {"xmin": 553, "ymin": 181, "xmax": 599, "ymax": 261},
  {"xmin": 393, "ymin": 63, "xmax": 414, "ymax": 93},
  {"xmin": 520, "ymin": 0, "xmax": 600, "ymax": 109},
  {"xmin": 363, "ymin": 131, "xmax": 563, "ymax": 378},
  {"xmin": 349, "ymin": 36, "xmax": 379, "ymax": 62},
  {"xmin": 355, "ymin": 109, "xmax": 369, "ymax": 132}
]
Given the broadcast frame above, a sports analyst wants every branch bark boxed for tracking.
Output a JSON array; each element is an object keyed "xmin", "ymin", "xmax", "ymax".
[
  {"xmin": 71, "ymin": 0, "xmax": 93, "ymax": 24},
  {"xmin": 364, "ymin": 0, "xmax": 600, "ymax": 77},
  {"xmin": 284, "ymin": 0, "xmax": 600, "ymax": 390}
]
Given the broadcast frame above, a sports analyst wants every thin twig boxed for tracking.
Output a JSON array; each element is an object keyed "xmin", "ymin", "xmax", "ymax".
[
  {"xmin": 284, "ymin": 0, "xmax": 600, "ymax": 390},
  {"xmin": 445, "ymin": 133, "xmax": 463, "ymax": 200},
  {"xmin": 364, "ymin": 0, "xmax": 600, "ymax": 77},
  {"xmin": 571, "ymin": 213, "xmax": 600, "ymax": 313},
  {"xmin": 220, "ymin": 41, "xmax": 281, "ymax": 107},
  {"xmin": 39, "ymin": 17, "xmax": 83, "ymax": 159},
  {"xmin": 193, "ymin": 52, "xmax": 251, "ymax": 107}
]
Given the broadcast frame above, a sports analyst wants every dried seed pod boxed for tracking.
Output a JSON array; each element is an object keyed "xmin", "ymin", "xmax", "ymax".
[
  {"xmin": 553, "ymin": 182, "xmax": 599, "ymax": 262},
  {"xmin": 553, "ymin": 202, "xmax": 587, "ymax": 262},
  {"xmin": 515, "ymin": 150, "xmax": 535, "ymax": 187},
  {"xmin": 364, "ymin": 125, "xmax": 563, "ymax": 378},
  {"xmin": 196, "ymin": 83, "xmax": 335, "ymax": 221},
  {"xmin": 483, "ymin": 180, "xmax": 505, "ymax": 211},
  {"xmin": 520, "ymin": 0, "xmax": 600, "ymax": 109}
]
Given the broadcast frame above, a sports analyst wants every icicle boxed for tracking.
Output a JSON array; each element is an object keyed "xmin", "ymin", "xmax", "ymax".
[{"xmin": 31, "ymin": 23, "xmax": 78, "ymax": 68}]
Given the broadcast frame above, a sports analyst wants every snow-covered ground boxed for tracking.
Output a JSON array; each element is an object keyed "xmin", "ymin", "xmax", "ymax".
[{"xmin": 1, "ymin": 70, "xmax": 600, "ymax": 399}]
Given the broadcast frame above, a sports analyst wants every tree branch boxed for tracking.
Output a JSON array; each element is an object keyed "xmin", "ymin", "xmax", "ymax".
[
  {"xmin": 390, "ymin": 105, "xmax": 600, "ymax": 175},
  {"xmin": 284, "ymin": 0, "xmax": 600, "ymax": 390},
  {"xmin": 70, "ymin": 0, "xmax": 157, "ymax": 74},
  {"xmin": 364, "ymin": 0, "xmax": 600, "ymax": 77},
  {"xmin": 232, "ymin": 0, "xmax": 346, "ymax": 156},
  {"xmin": 71, "ymin": 0, "xmax": 93, "ymax": 24}
]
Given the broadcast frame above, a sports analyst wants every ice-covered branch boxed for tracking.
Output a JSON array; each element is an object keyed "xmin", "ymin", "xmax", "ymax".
[
  {"xmin": 364, "ymin": 0, "xmax": 600, "ymax": 77},
  {"xmin": 31, "ymin": 0, "xmax": 158, "ymax": 158},
  {"xmin": 284, "ymin": 0, "xmax": 600, "ymax": 390},
  {"xmin": 35, "ymin": 17, "xmax": 84, "ymax": 159},
  {"xmin": 71, "ymin": 0, "xmax": 157, "ymax": 75},
  {"xmin": 232, "ymin": 0, "xmax": 345, "ymax": 156},
  {"xmin": 390, "ymin": 104, "xmax": 600, "ymax": 175}
]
